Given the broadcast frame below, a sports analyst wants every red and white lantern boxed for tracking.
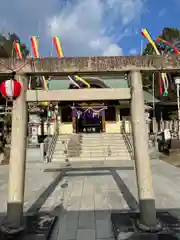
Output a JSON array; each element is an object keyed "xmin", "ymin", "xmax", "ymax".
[{"xmin": 0, "ymin": 79, "xmax": 22, "ymax": 99}]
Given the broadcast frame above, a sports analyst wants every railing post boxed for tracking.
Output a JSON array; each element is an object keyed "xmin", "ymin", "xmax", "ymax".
[
  {"xmin": 1, "ymin": 75, "xmax": 28, "ymax": 233},
  {"xmin": 40, "ymin": 143, "xmax": 45, "ymax": 161},
  {"xmin": 152, "ymin": 117, "xmax": 158, "ymax": 134},
  {"xmin": 130, "ymin": 71, "xmax": 157, "ymax": 228}
]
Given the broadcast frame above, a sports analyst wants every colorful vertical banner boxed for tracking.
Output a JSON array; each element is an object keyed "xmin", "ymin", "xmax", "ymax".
[
  {"xmin": 52, "ymin": 36, "xmax": 63, "ymax": 57},
  {"xmin": 42, "ymin": 76, "xmax": 48, "ymax": 90},
  {"xmin": 141, "ymin": 28, "xmax": 168, "ymax": 96},
  {"xmin": 158, "ymin": 72, "xmax": 163, "ymax": 96},
  {"xmin": 30, "ymin": 36, "xmax": 48, "ymax": 105},
  {"xmin": 13, "ymin": 41, "xmax": 22, "ymax": 59},
  {"xmin": 30, "ymin": 36, "xmax": 40, "ymax": 57},
  {"xmin": 156, "ymin": 37, "xmax": 180, "ymax": 54},
  {"xmin": 52, "ymin": 36, "xmax": 80, "ymax": 87},
  {"xmin": 52, "ymin": 36, "xmax": 90, "ymax": 88},
  {"xmin": 141, "ymin": 29, "xmax": 160, "ymax": 55}
]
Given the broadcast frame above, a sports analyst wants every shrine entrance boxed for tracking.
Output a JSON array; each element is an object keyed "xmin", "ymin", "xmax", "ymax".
[
  {"xmin": 71, "ymin": 103, "xmax": 107, "ymax": 133},
  {"xmin": 77, "ymin": 115, "xmax": 102, "ymax": 133}
]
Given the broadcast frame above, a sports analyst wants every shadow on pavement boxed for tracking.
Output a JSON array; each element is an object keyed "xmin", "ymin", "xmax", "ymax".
[{"xmin": 1, "ymin": 164, "xmax": 180, "ymax": 239}]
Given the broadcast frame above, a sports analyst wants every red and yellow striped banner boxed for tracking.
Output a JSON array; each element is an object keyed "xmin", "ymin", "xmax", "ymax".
[
  {"xmin": 30, "ymin": 36, "xmax": 48, "ymax": 105},
  {"xmin": 52, "ymin": 36, "xmax": 63, "ymax": 57},
  {"xmin": 13, "ymin": 41, "xmax": 22, "ymax": 59},
  {"xmin": 30, "ymin": 36, "xmax": 40, "ymax": 57},
  {"xmin": 52, "ymin": 36, "xmax": 90, "ymax": 88}
]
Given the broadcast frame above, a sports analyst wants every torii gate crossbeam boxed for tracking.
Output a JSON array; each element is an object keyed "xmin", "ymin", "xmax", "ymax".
[{"xmin": 0, "ymin": 55, "xmax": 180, "ymax": 76}]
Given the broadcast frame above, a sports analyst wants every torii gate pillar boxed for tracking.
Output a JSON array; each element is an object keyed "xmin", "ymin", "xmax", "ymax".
[
  {"xmin": 130, "ymin": 71, "xmax": 157, "ymax": 227},
  {"xmin": 2, "ymin": 75, "xmax": 28, "ymax": 232}
]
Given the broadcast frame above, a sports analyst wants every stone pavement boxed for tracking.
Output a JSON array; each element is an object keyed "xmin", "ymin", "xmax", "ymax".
[{"xmin": 0, "ymin": 160, "xmax": 180, "ymax": 239}]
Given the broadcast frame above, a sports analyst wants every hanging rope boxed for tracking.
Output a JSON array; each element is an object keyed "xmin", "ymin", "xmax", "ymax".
[{"xmin": 71, "ymin": 106, "xmax": 107, "ymax": 116}]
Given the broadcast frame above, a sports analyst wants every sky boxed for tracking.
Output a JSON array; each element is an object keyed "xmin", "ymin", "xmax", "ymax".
[{"xmin": 0, "ymin": 0, "xmax": 179, "ymax": 57}]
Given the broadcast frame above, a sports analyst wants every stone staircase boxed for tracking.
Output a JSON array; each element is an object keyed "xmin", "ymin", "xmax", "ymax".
[{"xmin": 52, "ymin": 133, "xmax": 132, "ymax": 162}]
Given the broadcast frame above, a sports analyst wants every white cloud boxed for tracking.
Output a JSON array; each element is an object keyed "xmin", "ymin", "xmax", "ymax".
[
  {"xmin": 106, "ymin": 0, "xmax": 146, "ymax": 25},
  {"xmin": 0, "ymin": 0, "xmax": 146, "ymax": 56},
  {"xmin": 158, "ymin": 8, "xmax": 166, "ymax": 17},
  {"xmin": 129, "ymin": 48, "xmax": 138, "ymax": 55},
  {"xmin": 103, "ymin": 44, "xmax": 123, "ymax": 56},
  {"xmin": 48, "ymin": 0, "xmax": 146, "ymax": 56}
]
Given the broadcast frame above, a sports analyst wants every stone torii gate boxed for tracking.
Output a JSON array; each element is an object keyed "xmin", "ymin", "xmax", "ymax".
[{"xmin": 0, "ymin": 55, "xmax": 180, "ymax": 233}]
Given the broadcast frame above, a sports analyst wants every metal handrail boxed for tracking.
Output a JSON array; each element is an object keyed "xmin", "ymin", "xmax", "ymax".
[
  {"xmin": 121, "ymin": 120, "xmax": 134, "ymax": 160},
  {"xmin": 45, "ymin": 120, "xmax": 59, "ymax": 162}
]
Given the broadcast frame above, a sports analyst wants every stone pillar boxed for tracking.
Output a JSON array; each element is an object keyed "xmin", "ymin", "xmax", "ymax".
[
  {"xmin": 101, "ymin": 110, "xmax": 106, "ymax": 132},
  {"xmin": 130, "ymin": 71, "xmax": 156, "ymax": 228},
  {"xmin": 2, "ymin": 75, "xmax": 28, "ymax": 232}
]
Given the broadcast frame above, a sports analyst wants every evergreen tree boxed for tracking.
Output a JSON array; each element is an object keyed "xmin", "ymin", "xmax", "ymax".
[{"xmin": 0, "ymin": 32, "xmax": 29, "ymax": 58}]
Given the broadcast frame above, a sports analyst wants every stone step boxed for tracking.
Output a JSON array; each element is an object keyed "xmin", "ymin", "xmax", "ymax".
[
  {"xmin": 54, "ymin": 146, "xmax": 129, "ymax": 153},
  {"xmin": 53, "ymin": 153, "xmax": 130, "ymax": 159},
  {"xmin": 57, "ymin": 135, "xmax": 72, "ymax": 138},
  {"xmin": 54, "ymin": 146, "xmax": 65, "ymax": 150},
  {"xmin": 58, "ymin": 133, "xmax": 123, "ymax": 138},
  {"xmin": 54, "ymin": 147, "xmax": 128, "ymax": 152},
  {"xmin": 80, "ymin": 137, "xmax": 124, "ymax": 140},
  {"xmin": 80, "ymin": 138, "xmax": 124, "ymax": 141},
  {"xmin": 57, "ymin": 137, "xmax": 125, "ymax": 142},
  {"xmin": 73, "ymin": 146, "xmax": 127, "ymax": 151},
  {"xmin": 52, "ymin": 155, "xmax": 132, "ymax": 162},
  {"xmin": 80, "ymin": 141, "xmax": 125, "ymax": 144},
  {"xmin": 55, "ymin": 143, "xmax": 127, "ymax": 149},
  {"xmin": 54, "ymin": 147, "xmax": 129, "ymax": 153},
  {"xmin": 82, "ymin": 135, "xmax": 123, "ymax": 137},
  {"xmin": 79, "ymin": 139, "xmax": 124, "ymax": 143},
  {"xmin": 80, "ymin": 143, "xmax": 127, "ymax": 146},
  {"xmin": 55, "ymin": 144, "xmax": 127, "ymax": 149},
  {"xmin": 54, "ymin": 148, "xmax": 128, "ymax": 153},
  {"xmin": 58, "ymin": 133, "xmax": 125, "ymax": 138},
  {"xmin": 57, "ymin": 138, "xmax": 72, "ymax": 142},
  {"xmin": 79, "ymin": 145, "xmax": 126, "ymax": 149},
  {"xmin": 56, "ymin": 144, "xmax": 80, "ymax": 149},
  {"xmin": 53, "ymin": 154, "xmax": 66, "ymax": 158},
  {"xmin": 80, "ymin": 135, "xmax": 124, "ymax": 138},
  {"xmin": 80, "ymin": 153, "xmax": 130, "ymax": 158},
  {"xmin": 53, "ymin": 150, "xmax": 66, "ymax": 155},
  {"xmin": 79, "ymin": 133, "xmax": 123, "ymax": 136}
]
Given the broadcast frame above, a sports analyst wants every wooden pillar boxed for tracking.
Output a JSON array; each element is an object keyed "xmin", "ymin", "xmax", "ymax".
[
  {"xmin": 2, "ymin": 75, "xmax": 28, "ymax": 233},
  {"xmin": 130, "ymin": 71, "xmax": 157, "ymax": 228},
  {"xmin": 71, "ymin": 107, "xmax": 77, "ymax": 133},
  {"xmin": 101, "ymin": 110, "xmax": 106, "ymax": 132},
  {"xmin": 116, "ymin": 106, "xmax": 120, "ymax": 122},
  {"xmin": 72, "ymin": 116, "xmax": 76, "ymax": 133}
]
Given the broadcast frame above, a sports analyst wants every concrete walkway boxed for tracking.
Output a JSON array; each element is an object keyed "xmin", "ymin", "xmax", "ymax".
[{"xmin": 0, "ymin": 160, "xmax": 180, "ymax": 239}]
